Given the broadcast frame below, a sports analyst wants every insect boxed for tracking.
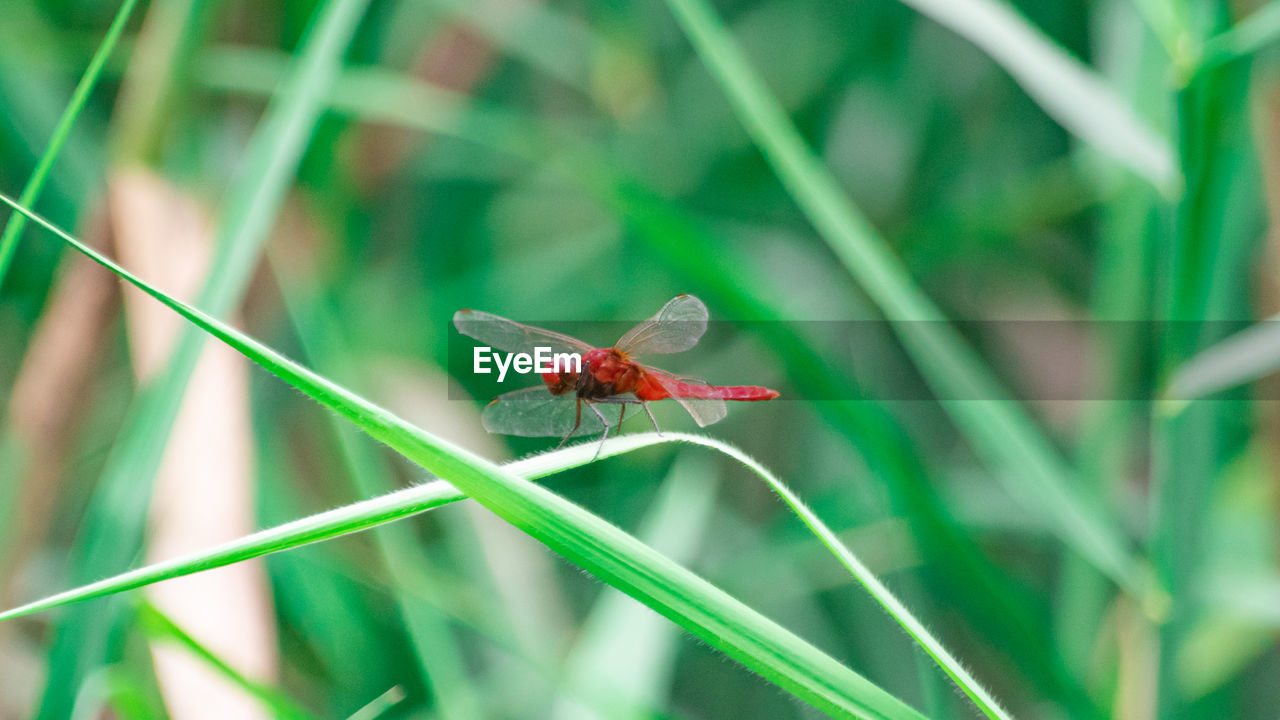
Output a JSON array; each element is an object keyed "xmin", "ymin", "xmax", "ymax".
[{"xmin": 453, "ymin": 295, "xmax": 779, "ymax": 454}]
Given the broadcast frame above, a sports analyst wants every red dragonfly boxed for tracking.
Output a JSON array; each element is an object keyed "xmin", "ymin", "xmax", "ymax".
[{"xmin": 454, "ymin": 295, "xmax": 779, "ymax": 452}]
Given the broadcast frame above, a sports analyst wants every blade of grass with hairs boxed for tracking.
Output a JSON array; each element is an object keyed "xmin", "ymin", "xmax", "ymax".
[
  {"xmin": 271, "ymin": 256, "xmax": 483, "ymax": 720},
  {"xmin": 1, "ymin": 192, "xmax": 931, "ymax": 720}
]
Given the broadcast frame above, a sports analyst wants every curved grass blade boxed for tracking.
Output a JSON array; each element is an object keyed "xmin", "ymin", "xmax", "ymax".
[
  {"xmin": 679, "ymin": 439, "xmax": 1011, "ymax": 720},
  {"xmin": 894, "ymin": 0, "xmax": 1176, "ymax": 190},
  {"xmin": 660, "ymin": 0, "xmax": 1157, "ymax": 615},
  {"xmin": 1, "ymin": 196, "xmax": 926, "ymax": 720},
  {"xmin": 0, "ymin": 0, "xmax": 141, "ymax": 290},
  {"xmin": 0, "ymin": 419, "xmax": 970, "ymax": 720}
]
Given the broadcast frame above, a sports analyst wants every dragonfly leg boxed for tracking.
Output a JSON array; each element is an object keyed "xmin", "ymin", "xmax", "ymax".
[
  {"xmin": 641, "ymin": 400, "xmax": 661, "ymax": 436},
  {"xmin": 592, "ymin": 398, "xmax": 638, "ymax": 437},
  {"xmin": 557, "ymin": 398, "xmax": 583, "ymax": 450},
  {"xmin": 587, "ymin": 401, "xmax": 611, "ymax": 460}
]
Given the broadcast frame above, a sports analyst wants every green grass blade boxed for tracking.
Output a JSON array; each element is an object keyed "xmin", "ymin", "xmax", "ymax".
[
  {"xmin": 1149, "ymin": 63, "xmax": 1260, "ymax": 717},
  {"xmin": 1199, "ymin": 3, "xmax": 1280, "ymax": 71},
  {"xmin": 194, "ymin": 48, "xmax": 542, "ymax": 158},
  {"xmin": 660, "ymin": 0, "xmax": 1155, "ymax": 610},
  {"xmin": 137, "ymin": 602, "xmax": 317, "ymax": 720},
  {"xmin": 274, "ymin": 264, "xmax": 483, "ymax": 720},
  {"xmin": 1164, "ymin": 316, "xmax": 1280, "ymax": 402},
  {"xmin": 0, "ymin": 0, "xmax": 140, "ymax": 290},
  {"xmin": 194, "ymin": 0, "xmax": 371, "ymax": 319},
  {"xmin": 693, "ymin": 441, "xmax": 1010, "ymax": 720},
  {"xmin": 345, "ymin": 687, "xmax": 409, "ymax": 720},
  {"xmin": 604, "ymin": 183, "xmax": 1101, "ymax": 715},
  {"xmin": 895, "ymin": 0, "xmax": 1176, "ymax": 189},
  {"xmin": 34, "ymin": 0, "xmax": 371, "ymax": 711},
  {"xmin": 2, "ymin": 196, "xmax": 926, "ymax": 720},
  {"xmin": 1127, "ymin": 0, "xmax": 1193, "ymax": 65},
  {"xmin": 0, "ymin": 473, "xmax": 461, "ymax": 621},
  {"xmin": 555, "ymin": 455, "xmax": 717, "ymax": 718},
  {"xmin": 0, "ymin": 412, "xmax": 990, "ymax": 720}
]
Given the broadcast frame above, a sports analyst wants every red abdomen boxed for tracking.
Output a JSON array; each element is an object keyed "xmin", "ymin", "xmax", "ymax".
[
  {"xmin": 673, "ymin": 382, "xmax": 780, "ymax": 401},
  {"xmin": 635, "ymin": 373, "xmax": 779, "ymax": 402}
]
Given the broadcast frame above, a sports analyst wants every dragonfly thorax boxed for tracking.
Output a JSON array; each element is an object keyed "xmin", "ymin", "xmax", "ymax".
[{"xmin": 540, "ymin": 347, "xmax": 642, "ymax": 400}]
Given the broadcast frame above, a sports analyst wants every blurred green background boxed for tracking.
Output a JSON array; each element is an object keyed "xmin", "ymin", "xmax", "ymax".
[{"xmin": 1, "ymin": 0, "xmax": 1278, "ymax": 718}]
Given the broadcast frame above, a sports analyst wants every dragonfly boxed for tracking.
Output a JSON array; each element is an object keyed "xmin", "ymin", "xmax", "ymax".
[{"xmin": 453, "ymin": 295, "xmax": 779, "ymax": 453}]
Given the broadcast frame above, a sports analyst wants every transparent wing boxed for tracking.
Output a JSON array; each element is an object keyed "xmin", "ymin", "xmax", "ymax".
[
  {"xmin": 643, "ymin": 370, "xmax": 727, "ymax": 427},
  {"xmin": 454, "ymin": 309, "xmax": 595, "ymax": 356},
  {"xmin": 481, "ymin": 386, "xmax": 603, "ymax": 438},
  {"xmin": 615, "ymin": 295, "xmax": 709, "ymax": 356}
]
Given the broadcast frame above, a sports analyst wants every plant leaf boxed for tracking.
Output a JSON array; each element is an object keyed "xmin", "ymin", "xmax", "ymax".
[
  {"xmin": 1164, "ymin": 316, "xmax": 1280, "ymax": 402},
  {"xmin": 0, "ymin": 195, "xmax": 926, "ymax": 720},
  {"xmin": 1200, "ymin": 3, "xmax": 1280, "ymax": 72},
  {"xmin": 658, "ymin": 0, "xmax": 1157, "ymax": 624},
  {"xmin": 0, "ymin": 0, "xmax": 141, "ymax": 288},
  {"xmin": 31, "ymin": 0, "xmax": 374, "ymax": 710},
  {"xmin": 895, "ymin": 0, "xmax": 1176, "ymax": 189}
]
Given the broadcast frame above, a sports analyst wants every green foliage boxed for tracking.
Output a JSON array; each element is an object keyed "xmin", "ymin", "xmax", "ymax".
[
  {"xmin": 0, "ymin": 195, "xmax": 933, "ymax": 716},
  {"xmin": 2, "ymin": 0, "xmax": 1279, "ymax": 718}
]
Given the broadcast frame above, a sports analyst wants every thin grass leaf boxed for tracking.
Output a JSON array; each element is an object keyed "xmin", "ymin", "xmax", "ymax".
[
  {"xmin": 0, "ymin": 0, "xmax": 140, "ymax": 290},
  {"xmin": 137, "ymin": 602, "xmax": 317, "ymax": 720},
  {"xmin": 1148, "ymin": 52, "xmax": 1261, "ymax": 718},
  {"xmin": 273, "ymin": 261, "xmax": 484, "ymax": 720},
  {"xmin": 689, "ymin": 441, "xmax": 1010, "ymax": 720},
  {"xmin": 0, "ymin": 401, "xmax": 990, "ymax": 720},
  {"xmin": 194, "ymin": 49, "xmax": 542, "ymax": 158},
  {"xmin": 1, "ymin": 196, "xmax": 925, "ymax": 720},
  {"xmin": 1164, "ymin": 316, "xmax": 1280, "ymax": 402},
  {"xmin": 1127, "ymin": 0, "xmax": 1194, "ymax": 66},
  {"xmin": 0, "ymin": 474, "xmax": 462, "ymax": 621},
  {"xmin": 555, "ymin": 455, "xmax": 717, "ymax": 719},
  {"xmin": 34, "ymin": 0, "xmax": 372, "ymax": 709},
  {"xmin": 1199, "ymin": 2, "xmax": 1280, "ymax": 71},
  {"xmin": 659, "ymin": 0, "xmax": 1157, "ymax": 615},
  {"xmin": 892, "ymin": 0, "xmax": 1177, "ymax": 189},
  {"xmin": 345, "ymin": 687, "xmax": 409, "ymax": 720}
]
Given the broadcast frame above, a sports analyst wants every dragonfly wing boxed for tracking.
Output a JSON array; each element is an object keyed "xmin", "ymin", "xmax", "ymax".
[
  {"xmin": 481, "ymin": 387, "xmax": 603, "ymax": 438},
  {"xmin": 615, "ymin": 295, "xmax": 709, "ymax": 356},
  {"xmin": 454, "ymin": 309, "xmax": 595, "ymax": 357},
  {"xmin": 644, "ymin": 371, "xmax": 727, "ymax": 427}
]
